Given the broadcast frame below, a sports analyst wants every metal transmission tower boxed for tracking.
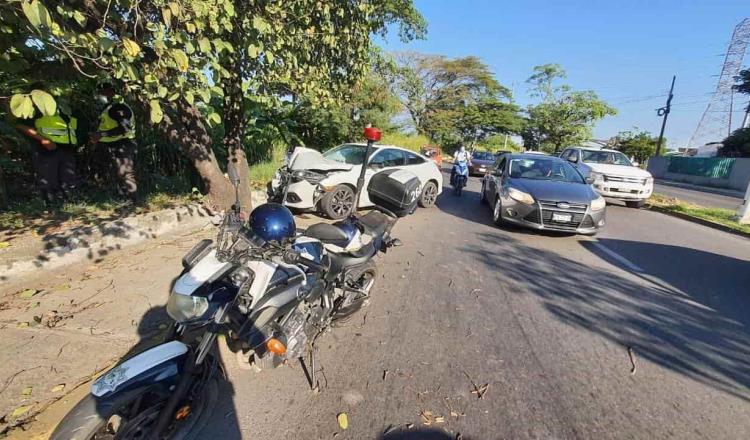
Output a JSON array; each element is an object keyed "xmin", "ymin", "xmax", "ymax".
[{"xmin": 688, "ymin": 18, "xmax": 750, "ymax": 148}]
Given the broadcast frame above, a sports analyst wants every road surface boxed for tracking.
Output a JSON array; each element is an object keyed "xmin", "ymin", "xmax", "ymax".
[
  {"xmin": 653, "ymin": 182, "xmax": 742, "ymax": 210},
  {"xmin": 201, "ymin": 174, "xmax": 750, "ymax": 439}
]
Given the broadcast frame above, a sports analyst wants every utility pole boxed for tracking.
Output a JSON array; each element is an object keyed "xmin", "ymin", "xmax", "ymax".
[
  {"xmin": 655, "ymin": 75, "xmax": 676, "ymax": 156},
  {"xmin": 728, "ymin": 90, "xmax": 734, "ymax": 135},
  {"xmin": 742, "ymin": 101, "xmax": 750, "ymax": 129}
]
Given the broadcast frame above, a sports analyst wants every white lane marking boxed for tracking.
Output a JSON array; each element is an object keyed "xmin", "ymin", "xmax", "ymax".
[{"xmin": 590, "ymin": 242, "xmax": 644, "ymax": 273}]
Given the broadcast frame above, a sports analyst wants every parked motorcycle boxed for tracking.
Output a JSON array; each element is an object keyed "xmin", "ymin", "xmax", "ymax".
[
  {"xmin": 451, "ymin": 160, "xmax": 469, "ymax": 196},
  {"xmin": 51, "ymin": 128, "xmax": 405, "ymax": 440}
]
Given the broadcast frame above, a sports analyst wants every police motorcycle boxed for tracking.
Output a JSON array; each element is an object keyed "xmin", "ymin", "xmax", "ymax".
[{"xmin": 51, "ymin": 127, "xmax": 409, "ymax": 439}]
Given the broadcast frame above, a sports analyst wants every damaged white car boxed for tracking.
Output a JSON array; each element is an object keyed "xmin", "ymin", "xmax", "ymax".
[{"xmin": 269, "ymin": 143, "xmax": 443, "ymax": 219}]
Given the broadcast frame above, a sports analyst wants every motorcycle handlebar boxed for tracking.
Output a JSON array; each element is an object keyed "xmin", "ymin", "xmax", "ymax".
[{"xmin": 283, "ymin": 250, "xmax": 328, "ymax": 272}]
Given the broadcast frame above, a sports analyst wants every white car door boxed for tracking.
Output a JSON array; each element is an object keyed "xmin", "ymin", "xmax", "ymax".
[{"xmin": 358, "ymin": 148, "xmax": 407, "ymax": 206}]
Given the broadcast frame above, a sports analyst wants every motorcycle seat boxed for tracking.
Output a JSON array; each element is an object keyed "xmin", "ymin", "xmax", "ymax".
[
  {"xmin": 305, "ymin": 222, "xmax": 351, "ymax": 248},
  {"xmin": 326, "ymin": 240, "xmax": 377, "ymax": 276}
]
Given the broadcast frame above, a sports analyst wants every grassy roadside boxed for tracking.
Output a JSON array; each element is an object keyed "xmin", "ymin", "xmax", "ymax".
[{"xmin": 648, "ymin": 193, "xmax": 750, "ymax": 235}]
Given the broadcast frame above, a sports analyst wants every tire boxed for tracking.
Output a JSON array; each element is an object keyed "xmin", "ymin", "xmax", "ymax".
[
  {"xmin": 625, "ymin": 200, "xmax": 645, "ymax": 209},
  {"xmin": 492, "ymin": 197, "xmax": 504, "ymax": 226},
  {"xmin": 333, "ymin": 261, "xmax": 378, "ymax": 322},
  {"xmin": 320, "ymin": 185, "xmax": 355, "ymax": 219},
  {"xmin": 50, "ymin": 375, "xmax": 218, "ymax": 440},
  {"xmin": 418, "ymin": 181, "xmax": 438, "ymax": 208}
]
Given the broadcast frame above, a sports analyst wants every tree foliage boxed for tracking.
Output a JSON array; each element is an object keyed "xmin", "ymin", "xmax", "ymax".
[
  {"xmin": 1, "ymin": 0, "xmax": 425, "ymax": 209},
  {"xmin": 608, "ymin": 130, "xmax": 659, "ymax": 164},
  {"xmin": 719, "ymin": 128, "xmax": 750, "ymax": 157},
  {"xmin": 522, "ymin": 64, "xmax": 616, "ymax": 153},
  {"xmin": 392, "ymin": 52, "xmax": 522, "ymax": 151}
]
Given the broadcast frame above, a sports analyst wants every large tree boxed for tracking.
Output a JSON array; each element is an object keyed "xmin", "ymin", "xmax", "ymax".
[
  {"xmin": 1, "ymin": 0, "xmax": 425, "ymax": 210},
  {"xmin": 608, "ymin": 130, "xmax": 660, "ymax": 164},
  {"xmin": 522, "ymin": 64, "xmax": 616, "ymax": 153},
  {"xmin": 392, "ymin": 52, "xmax": 521, "ymax": 151}
]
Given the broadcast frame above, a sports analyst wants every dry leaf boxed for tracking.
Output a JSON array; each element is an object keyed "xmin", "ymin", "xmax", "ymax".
[
  {"xmin": 10, "ymin": 405, "xmax": 33, "ymax": 418},
  {"xmin": 0, "ymin": 241, "xmax": 10, "ymax": 249},
  {"xmin": 21, "ymin": 386, "xmax": 33, "ymax": 396},
  {"xmin": 18, "ymin": 289, "xmax": 40, "ymax": 299},
  {"xmin": 337, "ymin": 412, "xmax": 348, "ymax": 430},
  {"xmin": 435, "ymin": 416, "xmax": 445, "ymax": 424},
  {"xmin": 51, "ymin": 384, "xmax": 65, "ymax": 393},
  {"xmin": 17, "ymin": 322, "xmax": 29, "ymax": 328}
]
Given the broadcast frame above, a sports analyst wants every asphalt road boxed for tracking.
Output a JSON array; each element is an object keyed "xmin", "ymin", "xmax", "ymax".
[
  {"xmin": 653, "ymin": 182, "xmax": 742, "ymax": 210},
  {"xmin": 199, "ymin": 174, "xmax": 750, "ymax": 440}
]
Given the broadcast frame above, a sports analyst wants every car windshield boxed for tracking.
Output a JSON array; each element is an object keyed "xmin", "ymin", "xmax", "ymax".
[
  {"xmin": 473, "ymin": 151, "xmax": 494, "ymax": 161},
  {"xmin": 581, "ymin": 150, "xmax": 632, "ymax": 166},
  {"xmin": 509, "ymin": 157, "xmax": 584, "ymax": 183},
  {"xmin": 322, "ymin": 144, "xmax": 377, "ymax": 165}
]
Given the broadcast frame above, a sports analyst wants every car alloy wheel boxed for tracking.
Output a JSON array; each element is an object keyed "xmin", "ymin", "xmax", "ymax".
[
  {"xmin": 419, "ymin": 181, "xmax": 438, "ymax": 208},
  {"xmin": 331, "ymin": 188, "xmax": 354, "ymax": 216},
  {"xmin": 493, "ymin": 197, "xmax": 503, "ymax": 226}
]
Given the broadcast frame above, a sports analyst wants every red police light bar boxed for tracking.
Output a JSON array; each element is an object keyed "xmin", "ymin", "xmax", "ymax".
[{"xmin": 363, "ymin": 127, "xmax": 382, "ymax": 142}]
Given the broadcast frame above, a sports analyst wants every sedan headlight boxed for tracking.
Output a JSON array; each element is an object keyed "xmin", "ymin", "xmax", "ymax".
[
  {"xmin": 292, "ymin": 169, "xmax": 327, "ymax": 184},
  {"xmin": 645, "ymin": 176, "xmax": 654, "ymax": 185},
  {"xmin": 589, "ymin": 172, "xmax": 604, "ymax": 182},
  {"xmin": 590, "ymin": 195, "xmax": 606, "ymax": 211},
  {"xmin": 166, "ymin": 294, "xmax": 209, "ymax": 323},
  {"xmin": 508, "ymin": 187, "xmax": 535, "ymax": 205}
]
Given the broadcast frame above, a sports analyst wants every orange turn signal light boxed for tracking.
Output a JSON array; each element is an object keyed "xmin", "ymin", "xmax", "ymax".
[{"xmin": 266, "ymin": 338, "xmax": 287, "ymax": 356}]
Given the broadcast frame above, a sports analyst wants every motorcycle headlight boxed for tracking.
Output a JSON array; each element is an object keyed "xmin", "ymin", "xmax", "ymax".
[
  {"xmin": 590, "ymin": 195, "xmax": 606, "ymax": 212},
  {"xmin": 508, "ymin": 187, "xmax": 535, "ymax": 205},
  {"xmin": 166, "ymin": 294, "xmax": 209, "ymax": 323}
]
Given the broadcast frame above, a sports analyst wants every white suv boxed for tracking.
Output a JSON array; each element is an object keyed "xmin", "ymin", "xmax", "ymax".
[{"xmin": 560, "ymin": 147, "xmax": 653, "ymax": 208}]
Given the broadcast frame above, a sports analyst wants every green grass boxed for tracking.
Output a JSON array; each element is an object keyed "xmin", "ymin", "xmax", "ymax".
[
  {"xmin": 248, "ymin": 143, "xmax": 286, "ymax": 188},
  {"xmin": 648, "ymin": 193, "xmax": 750, "ymax": 235},
  {"xmin": 380, "ymin": 132, "xmax": 431, "ymax": 153}
]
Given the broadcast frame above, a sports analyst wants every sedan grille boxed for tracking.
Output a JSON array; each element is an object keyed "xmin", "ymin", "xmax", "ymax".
[{"xmin": 526, "ymin": 200, "xmax": 589, "ymax": 229}]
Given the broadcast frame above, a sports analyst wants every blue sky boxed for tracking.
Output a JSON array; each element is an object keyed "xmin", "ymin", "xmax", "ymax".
[{"xmin": 378, "ymin": 0, "xmax": 750, "ymax": 149}]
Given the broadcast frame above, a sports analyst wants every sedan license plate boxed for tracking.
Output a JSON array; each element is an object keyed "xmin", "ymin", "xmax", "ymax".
[
  {"xmin": 478, "ymin": 167, "xmax": 486, "ymax": 172},
  {"xmin": 552, "ymin": 212, "xmax": 572, "ymax": 222}
]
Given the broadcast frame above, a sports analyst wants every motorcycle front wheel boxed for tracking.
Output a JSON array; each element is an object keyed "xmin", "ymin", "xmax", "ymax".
[{"xmin": 50, "ymin": 362, "xmax": 218, "ymax": 440}]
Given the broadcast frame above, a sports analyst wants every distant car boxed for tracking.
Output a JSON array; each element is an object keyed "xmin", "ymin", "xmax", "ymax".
[
  {"xmin": 560, "ymin": 147, "xmax": 653, "ymax": 208},
  {"xmin": 270, "ymin": 143, "xmax": 443, "ymax": 219},
  {"xmin": 420, "ymin": 146, "xmax": 443, "ymax": 166},
  {"xmin": 469, "ymin": 151, "xmax": 495, "ymax": 176},
  {"xmin": 480, "ymin": 153, "xmax": 606, "ymax": 235}
]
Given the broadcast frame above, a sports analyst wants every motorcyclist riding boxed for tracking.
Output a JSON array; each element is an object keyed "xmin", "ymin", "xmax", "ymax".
[{"xmin": 450, "ymin": 145, "xmax": 472, "ymax": 186}]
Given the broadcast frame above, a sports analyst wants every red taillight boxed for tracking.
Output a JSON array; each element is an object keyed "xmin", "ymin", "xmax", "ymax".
[{"xmin": 363, "ymin": 127, "xmax": 382, "ymax": 142}]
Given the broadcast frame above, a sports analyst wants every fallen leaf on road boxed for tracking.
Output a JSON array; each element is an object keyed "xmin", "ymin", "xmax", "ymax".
[
  {"xmin": 17, "ymin": 322, "xmax": 29, "ymax": 328},
  {"xmin": 420, "ymin": 410, "xmax": 434, "ymax": 425},
  {"xmin": 383, "ymin": 369, "xmax": 389, "ymax": 381},
  {"xmin": 0, "ymin": 241, "xmax": 10, "ymax": 249},
  {"xmin": 10, "ymin": 404, "xmax": 33, "ymax": 419},
  {"xmin": 471, "ymin": 383, "xmax": 489, "ymax": 399},
  {"xmin": 54, "ymin": 283, "xmax": 71, "ymax": 291},
  {"xmin": 18, "ymin": 289, "xmax": 40, "ymax": 299},
  {"xmin": 21, "ymin": 386, "xmax": 32, "ymax": 396},
  {"xmin": 337, "ymin": 412, "xmax": 349, "ymax": 430},
  {"xmin": 406, "ymin": 423, "xmax": 414, "ymax": 429},
  {"xmin": 435, "ymin": 416, "xmax": 445, "ymax": 424}
]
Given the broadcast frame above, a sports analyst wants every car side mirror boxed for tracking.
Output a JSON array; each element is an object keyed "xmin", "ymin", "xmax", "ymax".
[
  {"xmin": 585, "ymin": 176, "xmax": 595, "ymax": 184},
  {"xmin": 492, "ymin": 169, "xmax": 503, "ymax": 176},
  {"xmin": 369, "ymin": 162, "xmax": 383, "ymax": 170}
]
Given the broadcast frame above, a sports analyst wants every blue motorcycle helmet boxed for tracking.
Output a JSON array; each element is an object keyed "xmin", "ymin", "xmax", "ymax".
[{"xmin": 249, "ymin": 203, "xmax": 296, "ymax": 242}]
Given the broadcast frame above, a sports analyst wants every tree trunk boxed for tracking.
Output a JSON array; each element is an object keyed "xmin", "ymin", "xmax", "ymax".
[
  {"xmin": 158, "ymin": 100, "xmax": 236, "ymax": 211},
  {"xmin": 221, "ymin": 3, "xmax": 253, "ymax": 213}
]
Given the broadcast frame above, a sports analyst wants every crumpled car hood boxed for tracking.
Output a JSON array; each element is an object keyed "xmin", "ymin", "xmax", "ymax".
[{"xmin": 288, "ymin": 147, "xmax": 352, "ymax": 172}]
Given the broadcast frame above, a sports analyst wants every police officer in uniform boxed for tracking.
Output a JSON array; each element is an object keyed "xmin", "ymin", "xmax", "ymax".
[
  {"xmin": 16, "ymin": 111, "xmax": 78, "ymax": 206},
  {"xmin": 89, "ymin": 83, "xmax": 137, "ymax": 201}
]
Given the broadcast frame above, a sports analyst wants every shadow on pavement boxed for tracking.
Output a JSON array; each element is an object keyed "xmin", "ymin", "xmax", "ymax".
[
  {"xmin": 51, "ymin": 306, "xmax": 241, "ymax": 438},
  {"xmin": 379, "ymin": 427, "xmax": 461, "ymax": 439},
  {"xmin": 462, "ymin": 230, "xmax": 750, "ymax": 402}
]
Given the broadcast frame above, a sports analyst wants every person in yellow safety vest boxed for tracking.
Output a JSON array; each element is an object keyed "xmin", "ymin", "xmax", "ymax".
[
  {"xmin": 89, "ymin": 83, "xmax": 138, "ymax": 202},
  {"xmin": 15, "ymin": 111, "xmax": 78, "ymax": 207}
]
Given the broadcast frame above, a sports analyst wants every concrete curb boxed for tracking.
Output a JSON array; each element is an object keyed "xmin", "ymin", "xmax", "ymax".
[
  {"xmin": 648, "ymin": 206, "xmax": 750, "ymax": 240},
  {"xmin": 655, "ymin": 179, "xmax": 744, "ymax": 199},
  {"xmin": 0, "ymin": 191, "xmax": 268, "ymax": 281}
]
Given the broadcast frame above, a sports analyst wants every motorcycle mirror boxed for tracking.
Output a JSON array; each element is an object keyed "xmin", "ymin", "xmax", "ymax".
[{"xmin": 227, "ymin": 162, "xmax": 240, "ymax": 187}]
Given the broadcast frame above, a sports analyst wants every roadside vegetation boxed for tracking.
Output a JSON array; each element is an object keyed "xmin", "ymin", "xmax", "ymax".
[{"xmin": 648, "ymin": 194, "xmax": 750, "ymax": 235}]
